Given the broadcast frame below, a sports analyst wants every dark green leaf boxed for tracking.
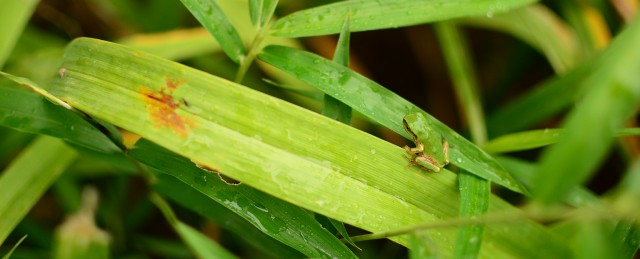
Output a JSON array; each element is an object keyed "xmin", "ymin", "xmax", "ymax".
[
  {"xmin": 130, "ymin": 139, "xmax": 356, "ymax": 258},
  {"xmin": 179, "ymin": 0, "xmax": 246, "ymax": 63}
]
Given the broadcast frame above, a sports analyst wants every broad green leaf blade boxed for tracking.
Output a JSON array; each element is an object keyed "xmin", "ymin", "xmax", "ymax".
[
  {"xmin": 130, "ymin": 139, "xmax": 354, "ymax": 258},
  {"xmin": 270, "ymin": 0, "xmax": 537, "ymax": 37},
  {"xmin": 532, "ymin": 17, "xmax": 640, "ymax": 204},
  {"xmin": 258, "ymin": 45, "xmax": 527, "ymax": 194},
  {"xmin": 433, "ymin": 22, "xmax": 489, "ymax": 259},
  {"xmin": 179, "ymin": 0, "xmax": 246, "ymax": 63},
  {"xmin": 461, "ymin": 4, "xmax": 579, "ymax": 73},
  {"xmin": 0, "ymin": 79, "xmax": 119, "ymax": 153},
  {"xmin": 50, "ymin": 38, "xmax": 570, "ymax": 257},
  {"xmin": 153, "ymin": 172, "xmax": 303, "ymax": 257},
  {"xmin": 0, "ymin": 0, "xmax": 39, "ymax": 68},
  {"xmin": 0, "ymin": 136, "xmax": 77, "ymax": 244}
]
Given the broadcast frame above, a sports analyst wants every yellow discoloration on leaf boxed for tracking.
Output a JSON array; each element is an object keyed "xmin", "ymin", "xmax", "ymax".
[{"xmin": 140, "ymin": 77, "xmax": 194, "ymax": 137}]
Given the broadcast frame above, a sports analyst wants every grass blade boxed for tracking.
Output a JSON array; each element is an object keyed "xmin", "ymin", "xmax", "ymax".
[
  {"xmin": 0, "ymin": 77, "xmax": 119, "ymax": 153},
  {"xmin": 150, "ymin": 193, "xmax": 237, "ymax": 259},
  {"xmin": 454, "ymin": 173, "xmax": 490, "ymax": 258},
  {"xmin": 323, "ymin": 13, "xmax": 352, "ymax": 124},
  {"xmin": 461, "ymin": 4, "xmax": 580, "ymax": 73},
  {"xmin": 49, "ymin": 37, "xmax": 570, "ymax": 257},
  {"xmin": 0, "ymin": 0, "xmax": 39, "ymax": 68},
  {"xmin": 486, "ymin": 60, "xmax": 595, "ymax": 137},
  {"xmin": 1, "ymin": 235, "xmax": 26, "ymax": 259},
  {"xmin": 249, "ymin": 0, "xmax": 278, "ymax": 29},
  {"xmin": 258, "ymin": 45, "xmax": 527, "ymax": 194},
  {"xmin": 118, "ymin": 28, "xmax": 221, "ymax": 61},
  {"xmin": 532, "ymin": 17, "xmax": 640, "ymax": 204},
  {"xmin": 153, "ymin": 172, "xmax": 303, "ymax": 257},
  {"xmin": 130, "ymin": 139, "xmax": 355, "ymax": 258},
  {"xmin": 179, "ymin": 0, "xmax": 246, "ymax": 63},
  {"xmin": 271, "ymin": 0, "xmax": 537, "ymax": 37},
  {"xmin": 0, "ymin": 136, "xmax": 77, "ymax": 244},
  {"xmin": 434, "ymin": 22, "xmax": 489, "ymax": 258}
]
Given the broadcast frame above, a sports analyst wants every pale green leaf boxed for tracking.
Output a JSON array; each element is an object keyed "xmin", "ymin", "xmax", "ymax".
[
  {"xmin": 271, "ymin": 0, "xmax": 537, "ymax": 37},
  {"xmin": 0, "ymin": 0, "xmax": 39, "ymax": 68},
  {"xmin": 0, "ymin": 136, "xmax": 77, "ymax": 244}
]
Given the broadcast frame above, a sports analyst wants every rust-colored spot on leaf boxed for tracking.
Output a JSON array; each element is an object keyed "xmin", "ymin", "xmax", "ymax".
[{"xmin": 140, "ymin": 77, "xmax": 193, "ymax": 137}]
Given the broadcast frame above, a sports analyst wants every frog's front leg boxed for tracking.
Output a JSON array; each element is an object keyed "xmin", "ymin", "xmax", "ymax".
[
  {"xmin": 404, "ymin": 142, "xmax": 424, "ymax": 155},
  {"xmin": 442, "ymin": 140, "xmax": 449, "ymax": 165}
]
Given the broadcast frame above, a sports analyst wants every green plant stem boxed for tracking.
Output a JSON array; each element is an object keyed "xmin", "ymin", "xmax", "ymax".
[{"xmin": 235, "ymin": 22, "xmax": 272, "ymax": 83}]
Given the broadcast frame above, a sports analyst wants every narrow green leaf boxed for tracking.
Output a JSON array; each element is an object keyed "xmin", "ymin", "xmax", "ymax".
[
  {"xmin": 249, "ymin": 0, "xmax": 278, "ymax": 29},
  {"xmin": 453, "ymin": 172, "xmax": 489, "ymax": 259},
  {"xmin": 50, "ymin": 38, "xmax": 570, "ymax": 257},
  {"xmin": 175, "ymin": 221, "xmax": 237, "ymax": 259},
  {"xmin": 495, "ymin": 156, "xmax": 598, "ymax": 207},
  {"xmin": 409, "ymin": 231, "xmax": 438, "ymax": 259},
  {"xmin": 0, "ymin": 136, "xmax": 77, "ymax": 244},
  {"xmin": 434, "ymin": 22, "xmax": 489, "ymax": 259},
  {"xmin": 532, "ymin": 17, "xmax": 640, "ymax": 204},
  {"xmin": 271, "ymin": 0, "xmax": 537, "ymax": 37},
  {"xmin": 323, "ymin": 13, "xmax": 352, "ymax": 124},
  {"xmin": 486, "ymin": 60, "xmax": 595, "ymax": 137},
  {"xmin": 484, "ymin": 129, "xmax": 563, "ymax": 153},
  {"xmin": 461, "ymin": 4, "xmax": 580, "ymax": 73},
  {"xmin": 154, "ymin": 172, "xmax": 303, "ymax": 257},
  {"xmin": 0, "ymin": 79, "xmax": 119, "ymax": 153},
  {"xmin": 150, "ymin": 194, "xmax": 237, "ymax": 259},
  {"xmin": 179, "ymin": 0, "xmax": 246, "ymax": 63},
  {"xmin": 484, "ymin": 128, "xmax": 640, "ymax": 154},
  {"xmin": 572, "ymin": 221, "xmax": 622, "ymax": 259},
  {"xmin": 2, "ymin": 235, "xmax": 26, "ymax": 259},
  {"xmin": 0, "ymin": 0, "xmax": 39, "ymax": 68},
  {"xmin": 131, "ymin": 139, "xmax": 355, "ymax": 258},
  {"xmin": 118, "ymin": 28, "xmax": 221, "ymax": 61},
  {"xmin": 258, "ymin": 45, "xmax": 527, "ymax": 194},
  {"xmin": 611, "ymin": 220, "xmax": 640, "ymax": 258}
]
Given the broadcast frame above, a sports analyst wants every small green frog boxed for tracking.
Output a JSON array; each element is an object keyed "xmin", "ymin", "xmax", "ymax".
[{"xmin": 403, "ymin": 113, "xmax": 449, "ymax": 172}]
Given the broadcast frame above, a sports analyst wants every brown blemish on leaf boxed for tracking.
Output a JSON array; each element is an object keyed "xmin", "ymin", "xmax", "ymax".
[{"xmin": 140, "ymin": 77, "xmax": 193, "ymax": 137}]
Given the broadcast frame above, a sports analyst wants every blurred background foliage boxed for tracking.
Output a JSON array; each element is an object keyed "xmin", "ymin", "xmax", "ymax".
[{"xmin": 1, "ymin": 0, "xmax": 639, "ymax": 258}]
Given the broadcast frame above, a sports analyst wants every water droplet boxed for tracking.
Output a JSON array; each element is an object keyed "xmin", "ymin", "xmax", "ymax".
[
  {"xmin": 486, "ymin": 11, "xmax": 494, "ymax": 18},
  {"xmin": 456, "ymin": 158, "xmax": 463, "ymax": 163},
  {"xmin": 370, "ymin": 149, "xmax": 376, "ymax": 154},
  {"xmin": 313, "ymin": 58, "xmax": 321, "ymax": 64}
]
